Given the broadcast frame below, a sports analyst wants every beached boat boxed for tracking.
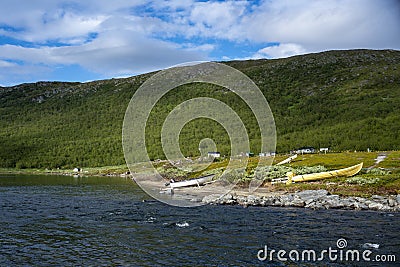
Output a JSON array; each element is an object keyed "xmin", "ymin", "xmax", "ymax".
[
  {"xmin": 272, "ymin": 162, "xmax": 363, "ymax": 184},
  {"xmin": 169, "ymin": 175, "xmax": 215, "ymax": 189},
  {"xmin": 276, "ymin": 154, "xmax": 298, "ymax": 165}
]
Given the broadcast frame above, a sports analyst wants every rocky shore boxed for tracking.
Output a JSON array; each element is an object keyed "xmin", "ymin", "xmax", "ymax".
[{"xmin": 202, "ymin": 190, "xmax": 400, "ymax": 212}]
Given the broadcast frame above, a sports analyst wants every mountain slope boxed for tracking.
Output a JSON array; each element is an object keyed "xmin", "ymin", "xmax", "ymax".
[{"xmin": 0, "ymin": 49, "xmax": 399, "ymax": 168}]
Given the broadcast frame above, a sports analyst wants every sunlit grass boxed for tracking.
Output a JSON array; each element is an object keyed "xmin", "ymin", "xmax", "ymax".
[{"xmin": 287, "ymin": 151, "xmax": 377, "ymax": 169}]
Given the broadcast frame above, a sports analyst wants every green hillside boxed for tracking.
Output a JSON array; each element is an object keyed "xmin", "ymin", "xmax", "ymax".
[{"xmin": 1, "ymin": 49, "xmax": 399, "ymax": 169}]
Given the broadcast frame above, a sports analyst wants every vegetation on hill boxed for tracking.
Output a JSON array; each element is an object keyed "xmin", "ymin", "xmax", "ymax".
[{"xmin": 0, "ymin": 49, "xmax": 399, "ymax": 169}]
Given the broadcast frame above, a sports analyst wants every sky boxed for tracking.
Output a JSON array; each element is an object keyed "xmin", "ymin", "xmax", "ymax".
[{"xmin": 0, "ymin": 0, "xmax": 399, "ymax": 86}]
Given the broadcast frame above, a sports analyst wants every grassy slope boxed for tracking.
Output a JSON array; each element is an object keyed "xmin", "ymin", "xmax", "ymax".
[
  {"xmin": 0, "ymin": 49, "xmax": 399, "ymax": 169},
  {"xmin": 229, "ymin": 49, "xmax": 400, "ymax": 152}
]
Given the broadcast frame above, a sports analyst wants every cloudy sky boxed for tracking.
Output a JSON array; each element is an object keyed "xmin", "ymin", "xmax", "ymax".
[{"xmin": 0, "ymin": 0, "xmax": 399, "ymax": 86}]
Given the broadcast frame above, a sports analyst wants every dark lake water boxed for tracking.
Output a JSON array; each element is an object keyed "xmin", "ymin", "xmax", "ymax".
[{"xmin": 0, "ymin": 174, "xmax": 399, "ymax": 266}]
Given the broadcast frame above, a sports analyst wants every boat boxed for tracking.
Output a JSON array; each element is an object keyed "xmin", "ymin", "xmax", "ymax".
[
  {"xmin": 276, "ymin": 154, "xmax": 298, "ymax": 165},
  {"xmin": 272, "ymin": 163, "xmax": 363, "ymax": 184},
  {"xmin": 168, "ymin": 175, "xmax": 215, "ymax": 189}
]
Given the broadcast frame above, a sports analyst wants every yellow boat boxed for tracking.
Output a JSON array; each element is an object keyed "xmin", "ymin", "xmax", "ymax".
[{"xmin": 285, "ymin": 162, "xmax": 363, "ymax": 184}]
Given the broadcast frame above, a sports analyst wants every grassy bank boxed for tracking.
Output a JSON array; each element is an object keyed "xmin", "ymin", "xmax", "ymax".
[
  {"xmin": 269, "ymin": 151, "xmax": 400, "ymax": 197},
  {"xmin": 0, "ymin": 165, "xmax": 129, "ymax": 176}
]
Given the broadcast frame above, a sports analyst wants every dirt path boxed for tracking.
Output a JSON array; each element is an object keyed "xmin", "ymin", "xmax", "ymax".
[{"xmin": 368, "ymin": 152, "xmax": 388, "ymax": 169}]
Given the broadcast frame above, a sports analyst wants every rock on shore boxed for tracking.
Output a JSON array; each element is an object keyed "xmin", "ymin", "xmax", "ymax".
[{"xmin": 202, "ymin": 190, "xmax": 400, "ymax": 212}]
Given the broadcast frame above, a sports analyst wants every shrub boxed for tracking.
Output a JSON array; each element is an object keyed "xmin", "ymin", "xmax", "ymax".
[
  {"xmin": 253, "ymin": 165, "xmax": 327, "ymax": 181},
  {"xmin": 346, "ymin": 176, "xmax": 381, "ymax": 185},
  {"xmin": 365, "ymin": 168, "xmax": 391, "ymax": 175}
]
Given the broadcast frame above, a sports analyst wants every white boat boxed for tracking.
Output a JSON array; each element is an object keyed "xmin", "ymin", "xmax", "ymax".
[
  {"xmin": 276, "ymin": 154, "xmax": 298, "ymax": 165},
  {"xmin": 169, "ymin": 175, "xmax": 214, "ymax": 189}
]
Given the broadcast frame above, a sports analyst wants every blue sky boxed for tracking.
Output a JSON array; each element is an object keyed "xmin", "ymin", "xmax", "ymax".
[{"xmin": 0, "ymin": 0, "xmax": 399, "ymax": 86}]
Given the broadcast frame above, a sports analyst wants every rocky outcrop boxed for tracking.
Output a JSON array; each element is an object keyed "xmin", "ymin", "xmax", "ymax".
[{"xmin": 202, "ymin": 190, "xmax": 400, "ymax": 212}]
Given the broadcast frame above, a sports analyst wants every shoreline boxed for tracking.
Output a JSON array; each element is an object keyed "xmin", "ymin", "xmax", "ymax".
[
  {"xmin": 158, "ymin": 182, "xmax": 400, "ymax": 212},
  {"xmin": 201, "ymin": 189, "xmax": 400, "ymax": 212},
  {"xmin": 0, "ymin": 167, "xmax": 130, "ymax": 178},
  {"xmin": 1, "ymin": 168, "xmax": 399, "ymax": 212}
]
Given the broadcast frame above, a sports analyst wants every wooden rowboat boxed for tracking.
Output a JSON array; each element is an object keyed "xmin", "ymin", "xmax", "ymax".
[
  {"xmin": 272, "ymin": 163, "xmax": 363, "ymax": 184},
  {"xmin": 287, "ymin": 162, "xmax": 363, "ymax": 184},
  {"xmin": 169, "ymin": 175, "xmax": 214, "ymax": 189}
]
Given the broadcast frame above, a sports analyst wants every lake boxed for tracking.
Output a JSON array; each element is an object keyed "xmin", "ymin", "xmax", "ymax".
[{"xmin": 0, "ymin": 174, "xmax": 398, "ymax": 266}]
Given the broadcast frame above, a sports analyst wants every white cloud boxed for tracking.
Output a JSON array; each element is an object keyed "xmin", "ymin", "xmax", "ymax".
[
  {"xmin": 254, "ymin": 43, "xmax": 308, "ymax": 59},
  {"xmin": 0, "ymin": 60, "xmax": 17, "ymax": 67},
  {"xmin": 242, "ymin": 0, "xmax": 400, "ymax": 51},
  {"xmin": 0, "ymin": 61, "xmax": 51, "ymax": 85},
  {"xmin": 0, "ymin": 29, "xmax": 207, "ymax": 77},
  {"xmin": 9, "ymin": 14, "xmax": 104, "ymax": 44},
  {"xmin": 0, "ymin": 0, "xmax": 210, "ymax": 84},
  {"xmin": 181, "ymin": 43, "xmax": 215, "ymax": 52},
  {"xmin": 189, "ymin": 1, "xmax": 247, "ymax": 36},
  {"xmin": 0, "ymin": 0, "xmax": 399, "ymax": 85},
  {"xmin": 62, "ymin": 31, "xmax": 207, "ymax": 75}
]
